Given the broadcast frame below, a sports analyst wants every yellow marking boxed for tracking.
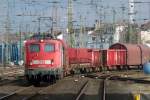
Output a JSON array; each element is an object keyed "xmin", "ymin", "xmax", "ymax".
[{"xmin": 134, "ymin": 94, "xmax": 140, "ymax": 100}]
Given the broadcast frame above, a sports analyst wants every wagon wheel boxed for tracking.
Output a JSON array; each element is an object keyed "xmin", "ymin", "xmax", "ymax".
[{"xmin": 59, "ymin": 72, "xmax": 64, "ymax": 79}]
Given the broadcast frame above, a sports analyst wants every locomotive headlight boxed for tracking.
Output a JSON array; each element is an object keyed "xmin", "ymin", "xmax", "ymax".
[
  {"xmin": 23, "ymin": 40, "xmax": 27, "ymax": 44},
  {"xmin": 40, "ymin": 39, "xmax": 44, "ymax": 42},
  {"xmin": 45, "ymin": 60, "xmax": 51, "ymax": 64},
  {"xmin": 30, "ymin": 62, "xmax": 33, "ymax": 65}
]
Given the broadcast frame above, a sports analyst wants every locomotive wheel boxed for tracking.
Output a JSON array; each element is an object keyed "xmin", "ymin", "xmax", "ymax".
[
  {"xmin": 56, "ymin": 75, "xmax": 59, "ymax": 80},
  {"xmin": 127, "ymin": 66, "xmax": 130, "ymax": 70},
  {"xmin": 70, "ymin": 70, "xmax": 75, "ymax": 75},
  {"xmin": 99, "ymin": 67, "xmax": 102, "ymax": 72},
  {"xmin": 26, "ymin": 75, "xmax": 33, "ymax": 85},
  {"xmin": 92, "ymin": 67, "xmax": 95, "ymax": 72},
  {"xmin": 106, "ymin": 66, "xmax": 110, "ymax": 71},
  {"xmin": 50, "ymin": 75, "xmax": 56, "ymax": 84},
  {"xmin": 33, "ymin": 81, "xmax": 40, "ymax": 86},
  {"xmin": 86, "ymin": 68, "xmax": 89, "ymax": 73},
  {"xmin": 80, "ymin": 68, "xmax": 85, "ymax": 74},
  {"xmin": 90, "ymin": 68, "xmax": 93, "ymax": 72},
  {"xmin": 59, "ymin": 73, "xmax": 64, "ymax": 79},
  {"xmin": 140, "ymin": 65, "xmax": 143, "ymax": 70},
  {"xmin": 117, "ymin": 66, "xmax": 121, "ymax": 70}
]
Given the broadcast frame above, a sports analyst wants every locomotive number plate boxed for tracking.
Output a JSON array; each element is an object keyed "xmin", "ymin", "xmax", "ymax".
[{"xmin": 32, "ymin": 60, "xmax": 52, "ymax": 64}]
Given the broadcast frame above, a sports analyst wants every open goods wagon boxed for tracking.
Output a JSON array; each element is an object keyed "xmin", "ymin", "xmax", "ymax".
[
  {"xmin": 67, "ymin": 48, "xmax": 101, "ymax": 72},
  {"xmin": 67, "ymin": 48, "xmax": 92, "ymax": 64},
  {"xmin": 101, "ymin": 49, "xmax": 126, "ymax": 69}
]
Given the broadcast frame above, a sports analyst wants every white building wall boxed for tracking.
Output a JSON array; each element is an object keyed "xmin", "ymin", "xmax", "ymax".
[{"xmin": 141, "ymin": 30, "xmax": 150, "ymax": 46}]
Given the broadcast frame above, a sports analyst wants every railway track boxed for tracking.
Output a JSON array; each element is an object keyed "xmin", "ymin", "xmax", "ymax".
[
  {"xmin": 0, "ymin": 86, "xmax": 33, "ymax": 100},
  {"xmin": 71, "ymin": 74, "xmax": 111, "ymax": 100},
  {"xmin": 0, "ymin": 70, "xmax": 149, "ymax": 100},
  {"xmin": 24, "ymin": 76, "xmax": 90, "ymax": 100},
  {"xmin": 0, "ymin": 76, "xmax": 89, "ymax": 100},
  {"xmin": 0, "ymin": 76, "xmax": 25, "ymax": 86},
  {"xmin": 74, "ymin": 80, "xmax": 89, "ymax": 100},
  {"xmin": 0, "ymin": 84, "xmax": 50, "ymax": 100},
  {"xmin": 86, "ymin": 70, "xmax": 150, "ymax": 100}
]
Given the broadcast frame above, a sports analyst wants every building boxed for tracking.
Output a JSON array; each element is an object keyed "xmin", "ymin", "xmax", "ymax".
[
  {"xmin": 140, "ymin": 30, "xmax": 150, "ymax": 46},
  {"xmin": 140, "ymin": 21, "xmax": 150, "ymax": 46},
  {"xmin": 87, "ymin": 23, "xmax": 114, "ymax": 49}
]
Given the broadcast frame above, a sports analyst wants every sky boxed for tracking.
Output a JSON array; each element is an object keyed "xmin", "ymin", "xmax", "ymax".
[{"xmin": 0, "ymin": 0, "xmax": 149, "ymax": 33}]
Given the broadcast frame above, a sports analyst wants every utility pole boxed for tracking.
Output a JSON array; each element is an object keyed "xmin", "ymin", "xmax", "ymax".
[
  {"xmin": 120, "ymin": 4, "xmax": 126, "ymax": 23},
  {"xmin": 112, "ymin": 8, "xmax": 116, "ymax": 26},
  {"xmin": 149, "ymin": 3, "xmax": 150, "ymax": 20},
  {"xmin": 38, "ymin": 17, "xmax": 40, "ymax": 35},
  {"xmin": 99, "ymin": 0, "xmax": 103, "ymax": 25},
  {"xmin": 4, "ymin": 0, "xmax": 11, "ymax": 66},
  {"xmin": 80, "ymin": 15, "xmax": 84, "ymax": 48},
  {"xmin": 19, "ymin": 23, "xmax": 22, "ymax": 61},
  {"xmin": 149, "ymin": 3, "xmax": 150, "ymax": 21},
  {"xmin": 93, "ymin": 0, "xmax": 103, "ymax": 25},
  {"xmin": 129, "ymin": 0, "xmax": 135, "ymax": 24},
  {"xmin": 51, "ymin": 1, "xmax": 60, "ymax": 36},
  {"xmin": 128, "ymin": 0, "xmax": 135, "ymax": 43},
  {"xmin": 67, "ymin": 0, "xmax": 74, "ymax": 47}
]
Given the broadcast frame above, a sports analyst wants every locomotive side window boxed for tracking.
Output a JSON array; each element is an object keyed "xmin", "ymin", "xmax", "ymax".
[
  {"xmin": 44, "ymin": 44, "xmax": 54, "ymax": 52},
  {"xmin": 29, "ymin": 44, "xmax": 40, "ymax": 52}
]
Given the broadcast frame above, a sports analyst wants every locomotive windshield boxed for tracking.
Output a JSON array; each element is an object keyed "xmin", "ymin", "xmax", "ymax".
[
  {"xmin": 44, "ymin": 44, "xmax": 54, "ymax": 52},
  {"xmin": 29, "ymin": 44, "xmax": 40, "ymax": 52}
]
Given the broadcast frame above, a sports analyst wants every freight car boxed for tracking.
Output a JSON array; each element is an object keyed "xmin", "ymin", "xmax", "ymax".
[
  {"xmin": 107, "ymin": 43, "xmax": 150, "ymax": 69},
  {"xmin": 68, "ymin": 48, "xmax": 101, "ymax": 73},
  {"xmin": 101, "ymin": 49, "xmax": 126, "ymax": 70}
]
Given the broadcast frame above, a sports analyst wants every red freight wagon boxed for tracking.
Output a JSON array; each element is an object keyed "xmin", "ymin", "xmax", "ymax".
[
  {"xmin": 138, "ymin": 45, "xmax": 150, "ymax": 65},
  {"xmin": 67, "ymin": 48, "xmax": 77, "ymax": 64},
  {"xmin": 110, "ymin": 43, "xmax": 141, "ymax": 66},
  {"xmin": 91, "ymin": 50, "xmax": 101, "ymax": 66},
  {"xmin": 67, "ymin": 48, "xmax": 92, "ymax": 64},
  {"xmin": 101, "ymin": 49, "xmax": 126, "ymax": 68}
]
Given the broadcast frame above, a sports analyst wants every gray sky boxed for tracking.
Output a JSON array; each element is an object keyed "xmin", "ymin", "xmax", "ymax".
[{"xmin": 0, "ymin": 0, "xmax": 149, "ymax": 33}]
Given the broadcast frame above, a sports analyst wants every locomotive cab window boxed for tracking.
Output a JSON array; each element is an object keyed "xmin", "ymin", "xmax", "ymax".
[
  {"xmin": 29, "ymin": 44, "xmax": 40, "ymax": 52},
  {"xmin": 44, "ymin": 44, "xmax": 54, "ymax": 52}
]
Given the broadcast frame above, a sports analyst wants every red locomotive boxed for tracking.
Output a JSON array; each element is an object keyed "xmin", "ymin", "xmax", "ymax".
[
  {"xmin": 24, "ymin": 35, "xmax": 150, "ymax": 84},
  {"xmin": 24, "ymin": 35, "xmax": 100, "ymax": 83},
  {"xmin": 25, "ymin": 38, "xmax": 68, "ymax": 83}
]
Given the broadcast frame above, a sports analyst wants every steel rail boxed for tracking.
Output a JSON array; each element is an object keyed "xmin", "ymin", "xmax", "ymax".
[
  {"xmin": 0, "ymin": 86, "xmax": 33, "ymax": 100},
  {"xmin": 75, "ymin": 80, "xmax": 89, "ymax": 100}
]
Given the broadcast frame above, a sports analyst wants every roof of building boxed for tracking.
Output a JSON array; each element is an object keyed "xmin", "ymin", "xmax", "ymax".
[{"xmin": 141, "ymin": 21, "xmax": 150, "ymax": 31}]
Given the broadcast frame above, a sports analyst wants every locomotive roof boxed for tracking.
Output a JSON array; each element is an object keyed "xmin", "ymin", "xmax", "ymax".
[
  {"xmin": 31, "ymin": 34, "xmax": 53, "ymax": 39},
  {"xmin": 25, "ymin": 38, "xmax": 68, "ymax": 48},
  {"xmin": 26, "ymin": 39, "xmax": 62, "ymax": 43},
  {"xmin": 109, "ymin": 43, "xmax": 150, "ymax": 53}
]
